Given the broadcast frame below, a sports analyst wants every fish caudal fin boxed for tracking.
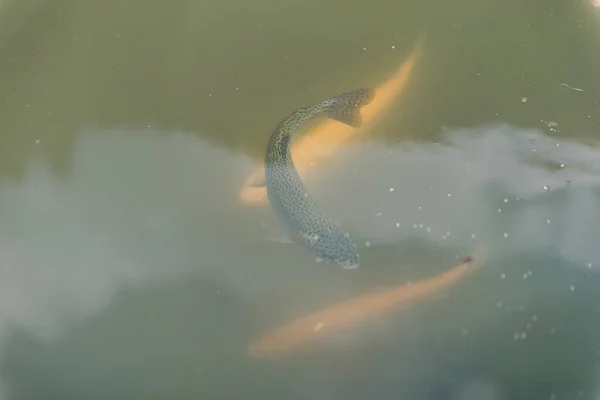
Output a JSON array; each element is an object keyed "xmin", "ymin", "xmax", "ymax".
[{"xmin": 326, "ymin": 88, "xmax": 375, "ymax": 128}]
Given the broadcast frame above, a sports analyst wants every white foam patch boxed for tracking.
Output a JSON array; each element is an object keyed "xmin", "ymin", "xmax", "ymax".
[
  {"xmin": 310, "ymin": 123, "xmax": 600, "ymax": 269},
  {"xmin": 0, "ymin": 128, "xmax": 254, "ymax": 345},
  {"xmin": 4, "ymin": 123, "xmax": 600, "ymax": 396}
]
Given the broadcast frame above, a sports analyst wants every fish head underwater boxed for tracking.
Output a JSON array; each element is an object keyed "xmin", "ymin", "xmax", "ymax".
[{"xmin": 299, "ymin": 228, "xmax": 360, "ymax": 269}]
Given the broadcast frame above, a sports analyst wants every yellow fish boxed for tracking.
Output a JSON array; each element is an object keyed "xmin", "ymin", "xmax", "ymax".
[
  {"xmin": 238, "ymin": 36, "xmax": 425, "ymax": 206},
  {"xmin": 248, "ymin": 253, "xmax": 481, "ymax": 359}
]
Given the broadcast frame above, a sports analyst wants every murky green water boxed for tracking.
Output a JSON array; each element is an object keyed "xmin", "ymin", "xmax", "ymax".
[{"xmin": 1, "ymin": 0, "xmax": 600, "ymax": 399}]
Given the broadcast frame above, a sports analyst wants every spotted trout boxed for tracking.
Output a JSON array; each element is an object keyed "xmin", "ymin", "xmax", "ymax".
[
  {"xmin": 265, "ymin": 88, "xmax": 375, "ymax": 269},
  {"xmin": 239, "ymin": 36, "xmax": 424, "ymax": 205}
]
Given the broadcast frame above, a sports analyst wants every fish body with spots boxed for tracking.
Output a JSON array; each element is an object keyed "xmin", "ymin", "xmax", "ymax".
[{"xmin": 264, "ymin": 88, "xmax": 374, "ymax": 269}]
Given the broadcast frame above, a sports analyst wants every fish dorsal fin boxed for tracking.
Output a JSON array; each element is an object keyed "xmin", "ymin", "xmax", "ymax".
[
  {"xmin": 325, "ymin": 87, "xmax": 374, "ymax": 128},
  {"xmin": 327, "ymin": 106, "xmax": 362, "ymax": 128}
]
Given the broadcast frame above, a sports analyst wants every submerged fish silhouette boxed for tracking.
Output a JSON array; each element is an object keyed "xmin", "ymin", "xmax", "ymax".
[{"xmin": 248, "ymin": 255, "xmax": 479, "ymax": 358}]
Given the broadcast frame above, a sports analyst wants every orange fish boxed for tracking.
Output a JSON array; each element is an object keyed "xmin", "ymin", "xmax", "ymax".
[
  {"xmin": 238, "ymin": 36, "xmax": 425, "ymax": 206},
  {"xmin": 248, "ymin": 254, "xmax": 480, "ymax": 359}
]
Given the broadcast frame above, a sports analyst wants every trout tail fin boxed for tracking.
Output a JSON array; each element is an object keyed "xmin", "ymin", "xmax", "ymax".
[{"xmin": 325, "ymin": 87, "xmax": 375, "ymax": 128}]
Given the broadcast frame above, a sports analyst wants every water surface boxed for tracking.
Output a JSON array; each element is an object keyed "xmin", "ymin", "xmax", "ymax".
[{"xmin": 1, "ymin": 0, "xmax": 600, "ymax": 399}]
